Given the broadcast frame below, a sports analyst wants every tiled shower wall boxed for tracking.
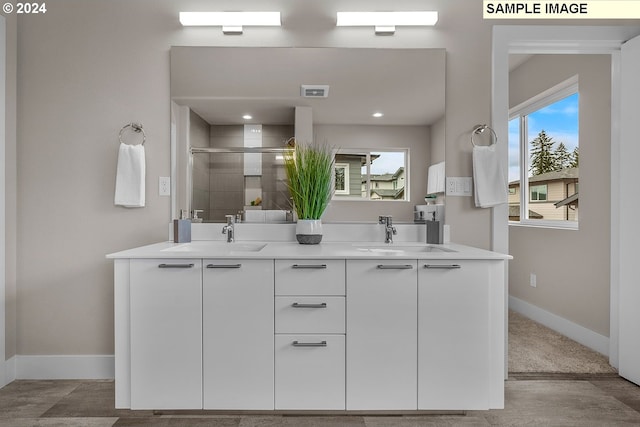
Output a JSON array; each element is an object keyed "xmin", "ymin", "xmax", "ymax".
[
  {"xmin": 199, "ymin": 124, "xmax": 293, "ymax": 222},
  {"xmin": 190, "ymin": 110, "xmax": 211, "ymax": 220}
]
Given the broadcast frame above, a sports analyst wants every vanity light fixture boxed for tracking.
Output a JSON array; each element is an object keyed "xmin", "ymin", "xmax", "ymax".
[
  {"xmin": 179, "ymin": 12, "xmax": 281, "ymax": 34},
  {"xmin": 336, "ymin": 11, "xmax": 438, "ymax": 35},
  {"xmin": 372, "ymin": 112, "xmax": 384, "ymax": 118}
]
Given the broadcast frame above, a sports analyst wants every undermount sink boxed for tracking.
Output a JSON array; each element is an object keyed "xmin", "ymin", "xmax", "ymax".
[
  {"xmin": 161, "ymin": 241, "xmax": 266, "ymax": 253},
  {"xmin": 353, "ymin": 243, "xmax": 456, "ymax": 254}
]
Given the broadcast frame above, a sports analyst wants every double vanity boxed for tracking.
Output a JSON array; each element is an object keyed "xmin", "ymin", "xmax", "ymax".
[{"xmin": 108, "ymin": 234, "xmax": 509, "ymax": 412}]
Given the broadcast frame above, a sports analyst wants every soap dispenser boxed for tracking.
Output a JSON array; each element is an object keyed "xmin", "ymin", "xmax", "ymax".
[
  {"xmin": 426, "ymin": 211, "xmax": 443, "ymax": 244},
  {"xmin": 173, "ymin": 209, "xmax": 192, "ymax": 243}
]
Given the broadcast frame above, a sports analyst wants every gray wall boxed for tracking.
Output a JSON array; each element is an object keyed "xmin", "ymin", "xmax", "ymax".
[
  {"xmin": 4, "ymin": 12, "xmax": 17, "ymax": 361},
  {"xmin": 509, "ymin": 54, "xmax": 612, "ymax": 336},
  {"xmin": 6, "ymin": 0, "xmax": 554, "ymax": 357}
]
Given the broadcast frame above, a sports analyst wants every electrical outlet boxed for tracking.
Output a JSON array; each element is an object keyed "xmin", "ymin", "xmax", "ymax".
[
  {"xmin": 159, "ymin": 176, "xmax": 171, "ymax": 196},
  {"xmin": 530, "ymin": 273, "xmax": 537, "ymax": 288}
]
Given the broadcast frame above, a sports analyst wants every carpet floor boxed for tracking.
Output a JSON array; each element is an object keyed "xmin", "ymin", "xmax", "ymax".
[{"xmin": 508, "ymin": 310, "xmax": 617, "ymax": 374}]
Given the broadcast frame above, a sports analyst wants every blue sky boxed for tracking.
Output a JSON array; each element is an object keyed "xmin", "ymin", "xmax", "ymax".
[
  {"xmin": 509, "ymin": 93, "xmax": 579, "ymax": 182},
  {"xmin": 368, "ymin": 151, "xmax": 405, "ymax": 175}
]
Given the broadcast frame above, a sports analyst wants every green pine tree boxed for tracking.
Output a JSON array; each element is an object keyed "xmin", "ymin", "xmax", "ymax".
[
  {"xmin": 529, "ymin": 130, "xmax": 556, "ymax": 176},
  {"xmin": 554, "ymin": 142, "xmax": 572, "ymax": 171},
  {"xmin": 569, "ymin": 146, "xmax": 579, "ymax": 168}
]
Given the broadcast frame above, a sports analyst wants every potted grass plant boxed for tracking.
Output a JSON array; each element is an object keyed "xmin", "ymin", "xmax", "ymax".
[{"xmin": 283, "ymin": 141, "xmax": 334, "ymax": 244}]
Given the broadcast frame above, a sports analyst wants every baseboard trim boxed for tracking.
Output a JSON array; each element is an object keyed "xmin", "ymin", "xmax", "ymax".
[
  {"xmin": 3, "ymin": 356, "xmax": 16, "ymax": 386},
  {"xmin": 15, "ymin": 355, "xmax": 115, "ymax": 380},
  {"xmin": 509, "ymin": 296, "xmax": 610, "ymax": 356}
]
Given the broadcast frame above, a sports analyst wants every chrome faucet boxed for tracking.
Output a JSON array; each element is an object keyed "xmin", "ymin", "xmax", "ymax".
[
  {"xmin": 379, "ymin": 215, "xmax": 397, "ymax": 244},
  {"xmin": 222, "ymin": 215, "xmax": 235, "ymax": 243}
]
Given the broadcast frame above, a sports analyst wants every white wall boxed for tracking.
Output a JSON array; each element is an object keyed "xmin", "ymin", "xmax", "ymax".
[{"xmin": 509, "ymin": 54, "xmax": 612, "ymax": 336}]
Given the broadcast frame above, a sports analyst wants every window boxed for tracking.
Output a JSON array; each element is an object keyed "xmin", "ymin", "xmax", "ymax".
[
  {"xmin": 530, "ymin": 184, "xmax": 547, "ymax": 201},
  {"xmin": 333, "ymin": 149, "xmax": 408, "ymax": 201},
  {"xmin": 509, "ymin": 76, "xmax": 579, "ymax": 228},
  {"xmin": 334, "ymin": 163, "xmax": 350, "ymax": 195}
]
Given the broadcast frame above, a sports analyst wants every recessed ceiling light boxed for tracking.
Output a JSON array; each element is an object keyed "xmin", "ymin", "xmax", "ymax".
[
  {"xmin": 242, "ymin": 114, "xmax": 253, "ymax": 120},
  {"xmin": 372, "ymin": 112, "xmax": 384, "ymax": 118}
]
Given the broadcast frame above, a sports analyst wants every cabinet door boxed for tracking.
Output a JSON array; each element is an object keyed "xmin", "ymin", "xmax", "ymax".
[
  {"xmin": 418, "ymin": 261, "xmax": 490, "ymax": 410},
  {"xmin": 130, "ymin": 259, "xmax": 202, "ymax": 410},
  {"xmin": 203, "ymin": 259, "xmax": 274, "ymax": 410},
  {"xmin": 346, "ymin": 260, "xmax": 418, "ymax": 410},
  {"xmin": 275, "ymin": 334, "xmax": 345, "ymax": 410}
]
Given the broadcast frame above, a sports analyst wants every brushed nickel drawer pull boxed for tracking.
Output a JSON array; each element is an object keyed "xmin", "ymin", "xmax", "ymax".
[
  {"xmin": 292, "ymin": 302, "xmax": 327, "ymax": 309},
  {"xmin": 292, "ymin": 264, "xmax": 327, "ymax": 269},
  {"xmin": 377, "ymin": 264, "xmax": 414, "ymax": 270},
  {"xmin": 158, "ymin": 263, "xmax": 194, "ymax": 269},
  {"xmin": 424, "ymin": 264, "xmax": 461, "ymax": 269},
  {"xmin": 292, "ymin": 340, "xmax": 327, "ymax": 347},
  {"xmin": 206, "ymin": 264, "xmax": 242, "ymax": 269}
]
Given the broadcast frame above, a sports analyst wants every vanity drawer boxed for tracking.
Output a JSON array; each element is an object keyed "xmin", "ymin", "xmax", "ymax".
[
  {"xmin": 275, "ymin": 334, "xmax": 345, "ymax": 410},
  {"xmin": 275, "ymin": 296, "xmax": 345, "ymax": 334},
  {"xmin": 275, "ymin": 259, "xmax": 345, "ymax": 296}
]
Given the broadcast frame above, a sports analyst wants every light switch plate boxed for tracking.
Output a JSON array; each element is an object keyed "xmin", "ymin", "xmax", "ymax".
[{"xmin": 446, "ymin": 177, "xmax": 473, "ymax": 196}]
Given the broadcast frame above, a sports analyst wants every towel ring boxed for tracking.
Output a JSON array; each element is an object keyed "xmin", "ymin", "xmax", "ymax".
[
  {"xmin": 471, "ymin": 124, "xmax": 497, "ymax": 147},
  {"xmin": 119, "ymin": 122, "xmax": 146, "ymax": 146}
]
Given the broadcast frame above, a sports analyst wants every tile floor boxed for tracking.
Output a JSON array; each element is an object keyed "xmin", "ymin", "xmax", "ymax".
[{"xmin": 1, "ymin": 376, "xmax": 640, "ymax": 426}]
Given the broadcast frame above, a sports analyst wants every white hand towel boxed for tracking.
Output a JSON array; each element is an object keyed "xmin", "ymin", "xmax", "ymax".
[
  {"xmin": 114, "ymin": 143, "xmax": 146, "ymax": 208},
  {"xmin": 472, "ymin": 145, "xmax": 507, "ymax": 208},
  {"xmin": 427, "ymin": 161, "xmax": 446, "ymax": 194}
]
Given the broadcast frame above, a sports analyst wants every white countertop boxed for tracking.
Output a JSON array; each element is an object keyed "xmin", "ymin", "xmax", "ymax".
[{"xmin": 106, "ymin": 240, "xmax": 512, "ymax": 260}]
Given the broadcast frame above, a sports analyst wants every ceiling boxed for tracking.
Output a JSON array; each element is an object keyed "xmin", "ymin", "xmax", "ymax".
[{"xmin": 171, "ymin": 47, "xmax": 446, "ymax": 126}]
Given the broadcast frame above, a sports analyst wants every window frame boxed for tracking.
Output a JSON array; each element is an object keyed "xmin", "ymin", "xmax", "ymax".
[
  {"xmin": 334, "ymin": 162, "xmax": 350, "ymax": 195},
  {"xmin": 509, "ymin": 75, "xmax": 579, "ymax": 230},
  {"xmin": 529, "ymin": 184, "xmax": 548, "ymax": 202}
]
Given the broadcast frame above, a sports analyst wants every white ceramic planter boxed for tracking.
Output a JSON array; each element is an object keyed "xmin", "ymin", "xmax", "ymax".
[{"xmin": 295, "ymin": 219, "xmax": 323, "ymax": 244}]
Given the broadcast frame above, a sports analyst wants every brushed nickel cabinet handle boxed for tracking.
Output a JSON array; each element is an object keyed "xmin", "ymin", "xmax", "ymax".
[
  {"xmin": 377, "ymin": 264, "xmax": 413, "ymax": 270},
  {"xmin": 424, "ymin": 264, "xmax": 461, "ymax": 269},
  {"xmin": 292, "ymin": 302, "xmax": 327, "ymax": 308},
  {"xmin": 158, "ymin": 263, "xmax": 194, "ymax": 269},
  {"xmin": 292, "ymin": 264, "xmax": 327, "ymax": 269},
  {"xmin": 206, "ymin": 264, "xmax": 242, "ymax": 269},
  {"xmin": 292, "ymin": 340, "xmax": 327, "ymax": 347}
]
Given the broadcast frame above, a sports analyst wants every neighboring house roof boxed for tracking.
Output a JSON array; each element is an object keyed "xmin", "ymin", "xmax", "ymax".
[
  {"xmin": 508, "ymin": 205, "xmax": 543, "ymax": 219},
  {"xmin": 509, "ymin": 167, "xmax": 579, "ymax": 186},
  {"xmin": 371, "ymin": 188, "xmax": 405, "ymax": 199},
  {"xmin": 337, "ymin": 153, "xmax": 380, "ymax": 166},
  {"xmin": 370, "ymin": 167, "xmax": 405, "ymax": 182},
  {"xmin": 554, "ymin": 192, "xmax": 579, "ymax": 208}
]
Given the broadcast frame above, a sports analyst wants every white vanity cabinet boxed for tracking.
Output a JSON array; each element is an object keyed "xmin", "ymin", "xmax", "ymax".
[
  {"xmin": 129, "ymin": 259, "xmax": 203, "ymax": 410},
  {"xmin": 274, "ymin": 259, "xmax": 346, "ymax": 410},
  {"xmin": 417, "ymin": 260, "xmax": 498, "ymax": 410},
  {"xmin": 202, "ymin": 259, "xmax": 274, "ymax": 410},
  {"xmin": 112, "ymin": 242, "xmax": 507, "ymax": 412},
  {"xmin": 346, "ymin": 259, "xmax": 418, "ymax": 410}
]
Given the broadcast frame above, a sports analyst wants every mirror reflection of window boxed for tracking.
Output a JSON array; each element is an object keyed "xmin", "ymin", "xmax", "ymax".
[
  {"xmin": 333, "ymin": 150, "xmax": 407, "ymax": 201},
  {"xmin": 334, "ymin": 163, "xmax": 350, "ymax": 195}
]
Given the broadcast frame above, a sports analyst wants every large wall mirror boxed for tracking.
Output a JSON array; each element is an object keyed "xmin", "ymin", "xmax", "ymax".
[{"xmin": 170, "ymin": 47, "xmax": 446, "ymax": 223}]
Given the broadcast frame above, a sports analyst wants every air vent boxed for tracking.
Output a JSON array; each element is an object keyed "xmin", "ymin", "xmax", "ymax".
[{"xmin": 301, "ymin": 85, "xmax": 330, "ymax": 98}]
